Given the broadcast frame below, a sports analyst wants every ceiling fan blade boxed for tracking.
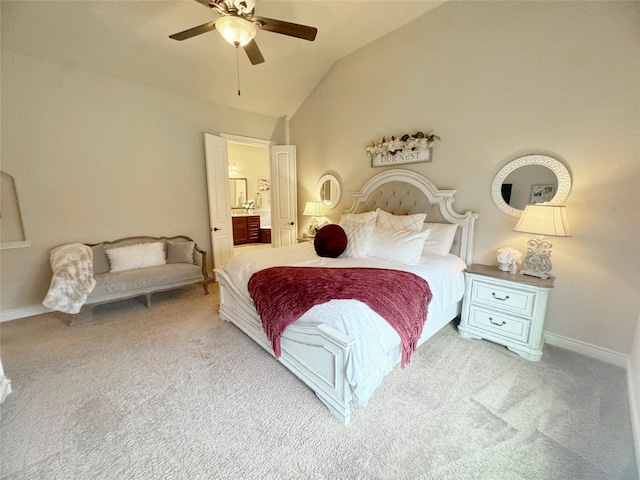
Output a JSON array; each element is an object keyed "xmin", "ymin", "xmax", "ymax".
[
  {"xmin": 244, "ymin": 39, "xmax": 265, "ymax": 65},
  {"xmin": 252, "ymin": 16, "xmax": 317, "ymax": 42},
  {"xmin": 169, "ymin": 20, "xmax": 216, "ymax": 41}
]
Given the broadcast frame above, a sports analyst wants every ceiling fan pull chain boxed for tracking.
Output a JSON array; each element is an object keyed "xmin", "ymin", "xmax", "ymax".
[{"xmin": 235, "ymin": 42, "xmax": 241, "ymax": 96}]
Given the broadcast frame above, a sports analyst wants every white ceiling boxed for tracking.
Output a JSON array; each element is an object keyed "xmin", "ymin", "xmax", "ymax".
[{"xmin": 2, "ymin": 1, "xmax": 445, "ymax": 118}]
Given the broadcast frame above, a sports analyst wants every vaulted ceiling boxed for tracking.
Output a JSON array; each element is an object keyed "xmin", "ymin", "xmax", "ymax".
[{"xmin": 1, "ymin": 1, "xmax": 445, "ymax": 118}]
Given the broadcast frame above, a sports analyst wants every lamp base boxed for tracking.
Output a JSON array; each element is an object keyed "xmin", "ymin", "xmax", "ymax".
[
  {"xmin": 519, "ymin": 235, "xmax": 554, "ymax": 280},
  {"xmin": 520, "ymin": 269, "xmax": 552, "ymax": 280}
]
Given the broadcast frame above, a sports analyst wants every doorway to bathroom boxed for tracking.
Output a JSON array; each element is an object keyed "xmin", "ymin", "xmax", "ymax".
[
  {"xmin": 227, "ymin": 141, "xmax": 272, "ymax": 254},
  {"xmin": 204, "ymin": 132, "xmax": 298, "ymax": 270}
]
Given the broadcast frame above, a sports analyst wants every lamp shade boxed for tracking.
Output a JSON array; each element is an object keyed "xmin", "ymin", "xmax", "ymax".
[
  {"xmin": 215, "ymin": 16, "xmax": 257, "ymax": 46},
  {"xmin": 303, "ymin": 201, "xmax": 323, "ymax": 217},
  {"xmin": 513, "ymin": 204, "xmax": 571, "ymax": 237}
]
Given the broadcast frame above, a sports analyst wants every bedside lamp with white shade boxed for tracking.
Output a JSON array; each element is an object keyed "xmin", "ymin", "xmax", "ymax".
[
  {"xmin": 513, "ymin": 204, "xmax": 571, "ymax": 279},
  {"xmin": 302, "ymin": 201, "xmax": 325, "ymax": 237}
]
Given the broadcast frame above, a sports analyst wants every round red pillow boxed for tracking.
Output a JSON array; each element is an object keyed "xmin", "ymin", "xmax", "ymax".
[{"xmin": 313, "ymin": 224, "xmax": 348, "ymax": 258}]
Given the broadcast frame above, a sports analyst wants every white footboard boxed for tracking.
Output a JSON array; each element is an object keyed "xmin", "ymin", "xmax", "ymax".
[{"xmin": 215, "ymin": 269, "xmax": 356, "ymax": 424}]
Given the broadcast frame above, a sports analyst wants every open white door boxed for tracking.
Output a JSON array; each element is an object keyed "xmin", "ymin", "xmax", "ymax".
[
  {"xmin": 204, "ymin": 133, "xmax": 234, "ymax": 269},
  {"xmin": 270, "ymin": 146, "xmax": 297, "ymax": 247}
]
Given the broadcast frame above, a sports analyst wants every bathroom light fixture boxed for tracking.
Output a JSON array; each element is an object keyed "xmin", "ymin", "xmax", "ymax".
[{"xmin": 513, "ymin": 204, "xmax": 571, "ymax": 279}]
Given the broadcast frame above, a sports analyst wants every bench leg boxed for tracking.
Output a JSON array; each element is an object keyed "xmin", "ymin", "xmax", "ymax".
[{"xmin": 145, "ymin": 293, "xmax": 152, "ymax": 308}]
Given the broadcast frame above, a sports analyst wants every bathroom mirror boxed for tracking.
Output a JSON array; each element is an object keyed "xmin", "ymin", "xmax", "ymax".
[
  {"xmin": 317, "ymin": 174, "xmax": 341, "ymax": 209},
  {"xmin": 491, "ymin": 154, "xmax": 572, "ymax": 217},
  {"xmin": 229, "ymin": 177, "xmax": 248, "ymax": 208}
]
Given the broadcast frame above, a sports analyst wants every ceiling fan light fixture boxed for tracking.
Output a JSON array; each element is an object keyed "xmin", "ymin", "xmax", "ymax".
[{"xmin": 215, "ymin": 15, "xmax": 256, "ymax": 46}]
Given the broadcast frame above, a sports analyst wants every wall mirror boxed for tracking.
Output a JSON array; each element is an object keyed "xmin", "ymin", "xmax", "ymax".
[
  {"xmin": 491, "ymin": 154, "xmax": 572, "ymax": 217},
  {"xmin": 317, "ymin": 174, "xmax": 341, "ymax": 209},
  {"xmin": 229, "ymin": 177, "xmax": 248, "ymax": 208},
  {"xmin": 1, "ymin": 171, "xmax": 31, "ymax": 249}
]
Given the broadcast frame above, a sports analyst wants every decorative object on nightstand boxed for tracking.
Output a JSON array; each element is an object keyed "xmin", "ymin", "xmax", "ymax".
[
  {"xmin": 302, "ymin": 201, "xmax": 326, "ymax": 237},
  {"xmin": 496, "ymin": 247, "xmax": 523, "ymax": 274},
  {"xmin": 513, "ymin": 204, "xmax": 571, "ymax": 279},
  {"xmin": 458, "ymin": 264, "xmax": 554, "ymax": 361}
]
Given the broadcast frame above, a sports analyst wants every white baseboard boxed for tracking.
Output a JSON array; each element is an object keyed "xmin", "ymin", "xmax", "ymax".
[
  {"xmin": 544, "ymin": 331, "xmax": 629, "ymax": 367},
  {"xmin": 1, "ymin": 304, "xmax": 52, "ymax": 323}
]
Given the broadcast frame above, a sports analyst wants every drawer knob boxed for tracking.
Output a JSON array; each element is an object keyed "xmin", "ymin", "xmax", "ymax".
[
  {"xmin": 489, "ymin": 317, "xmax": 506, "ymax": 327},
  {"xmin": 492, "ymin": 292, "xmax": 510, "ymax": 301}
]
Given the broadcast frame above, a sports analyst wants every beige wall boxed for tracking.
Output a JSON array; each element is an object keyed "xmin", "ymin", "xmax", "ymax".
[
  {"xmin": 0, "ymin": 50, "xmax": 284, "ymax": 312},
  {"xmin": 290, "ymin": 1, "xmax": 640, "ymax": 355}
]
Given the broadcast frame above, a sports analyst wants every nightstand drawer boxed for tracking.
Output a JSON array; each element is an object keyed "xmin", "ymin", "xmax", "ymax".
[
  {"xmin": 467, "ymin": 306, "xmax": 530, "ymax": 343},
  {"xmin": 471, "ymin": 280, "xmax": 535, "ymax": 317}
]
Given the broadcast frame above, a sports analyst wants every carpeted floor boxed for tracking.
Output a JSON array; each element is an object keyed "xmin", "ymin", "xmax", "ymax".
[{"xmin": 0, "ymin": 283, "xmax": 637, "ymax": 479}]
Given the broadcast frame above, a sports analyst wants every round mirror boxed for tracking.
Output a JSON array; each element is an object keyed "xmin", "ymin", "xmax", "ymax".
[
  {"xmin": 491, "ymin": 154, "xmax": 571, "ymax": 217},
  {"xmin": 317, "ymin": 174, "xmax": 341, "ymax": 209}
]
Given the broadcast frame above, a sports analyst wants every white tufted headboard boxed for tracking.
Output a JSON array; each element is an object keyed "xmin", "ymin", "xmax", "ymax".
[{"xmin": 343, "ymin": 169, "xmax": 478, "ymax": 265}]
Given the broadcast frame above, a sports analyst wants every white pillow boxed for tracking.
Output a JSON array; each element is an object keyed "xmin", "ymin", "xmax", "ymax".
[
  {"xmin": 340, "ymin": 209, "xmax": 379, "ymax": 224},
  {"xmin": 106, "ymin": 242, "xmax": 166, "ymax": 273},
  {"xmin": 422, "ymin": 223, "xmax": 458, "ymax": 256},
  {"xmin": 377, "ymin": 209, "xmax": 426, "ymax": 231},
  {"xmin": 340, "ymin": 220, "xmax": 375, "ymax": 258},
  {"xmin": 367, "ymin": 227, "xmax": 430, "ymax": 265}
]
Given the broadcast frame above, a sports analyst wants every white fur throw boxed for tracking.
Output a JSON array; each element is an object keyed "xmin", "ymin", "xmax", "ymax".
[
  {"xmin": 106, "ymin": 242, "xmax": 166, "ymax": 273},
  {"xmin": 42, "ymin": 243, "xmax": 96, "ymax": 314}
]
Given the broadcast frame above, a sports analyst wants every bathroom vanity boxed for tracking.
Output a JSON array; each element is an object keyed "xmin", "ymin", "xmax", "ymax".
[{"xmin": 232, "ymin": 214, "xmax": 260, "ymax": 245}]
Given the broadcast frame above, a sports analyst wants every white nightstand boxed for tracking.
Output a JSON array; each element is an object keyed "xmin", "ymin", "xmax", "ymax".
[{"xmin": 458, "ymin": 264, "xmax": 554, "ymax": 361}]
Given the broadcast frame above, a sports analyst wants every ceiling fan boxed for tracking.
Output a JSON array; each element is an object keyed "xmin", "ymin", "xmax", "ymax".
[{"xmin": 169, "ymin": 0, "xmax": 318, "ymax": 66}]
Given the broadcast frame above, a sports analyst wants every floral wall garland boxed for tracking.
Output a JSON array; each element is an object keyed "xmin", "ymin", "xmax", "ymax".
[{"xmin": 365, "ymin": 130, "xmax": 441, "ymax": 158}]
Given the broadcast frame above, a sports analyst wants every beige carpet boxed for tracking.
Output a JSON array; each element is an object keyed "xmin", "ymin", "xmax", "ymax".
[{"xmin": 0, "ymin": 284, "xmax": 637, "ymax": 479}]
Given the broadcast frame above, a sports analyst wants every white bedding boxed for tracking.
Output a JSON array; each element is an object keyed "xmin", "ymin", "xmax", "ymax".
[{"xmin": 223, "ymin": 243, "xmax": 466, "ymax": 406}]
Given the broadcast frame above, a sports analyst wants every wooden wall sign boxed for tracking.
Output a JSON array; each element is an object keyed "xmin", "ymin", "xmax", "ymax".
[
  {"xmin": 371, "ymin": 147, "xmax": 432, "ymax": 167},
  {"xmin": 366, "ymin": 130, "xmax": 440, "ymax": 168}
]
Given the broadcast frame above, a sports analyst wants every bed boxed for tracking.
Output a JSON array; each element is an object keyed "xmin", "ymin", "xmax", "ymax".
[{"xmin": 214, "ymin": 169, "xmax": 477, "ymax": 424}]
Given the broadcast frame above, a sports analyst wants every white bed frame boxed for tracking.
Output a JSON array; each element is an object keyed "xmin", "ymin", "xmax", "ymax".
[{"xmin": 215, "ymin": 169, "xmax": 477, "ymax": 424}]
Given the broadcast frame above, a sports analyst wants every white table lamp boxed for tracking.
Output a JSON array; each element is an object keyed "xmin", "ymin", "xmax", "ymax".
[
  {"xmin": 513, "ymin": 204, "xmax": 571, "ymax": 279},
  {"xmin": 303, "ymin": 201, "xmax": 325, "ymax": 237}
]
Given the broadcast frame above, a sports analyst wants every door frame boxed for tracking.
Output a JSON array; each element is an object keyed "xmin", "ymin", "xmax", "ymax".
[
  {"xmin": 207, "ymin": 133, "xmax": 296, "ymax": 259},
  {"xmin": 220, "ymin": 133, "xmax": 275, "ymax": 148}
]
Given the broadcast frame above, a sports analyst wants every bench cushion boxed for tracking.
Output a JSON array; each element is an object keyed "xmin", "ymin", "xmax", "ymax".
[{"xmin": 89, "ymin": 263, "xmax": 202, "ymax": 301}]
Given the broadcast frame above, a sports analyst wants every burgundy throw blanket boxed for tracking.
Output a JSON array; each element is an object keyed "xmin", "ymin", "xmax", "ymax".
[{"xmin": 248, "ymin": 267, "xmax": 432, "ymax": 367}]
